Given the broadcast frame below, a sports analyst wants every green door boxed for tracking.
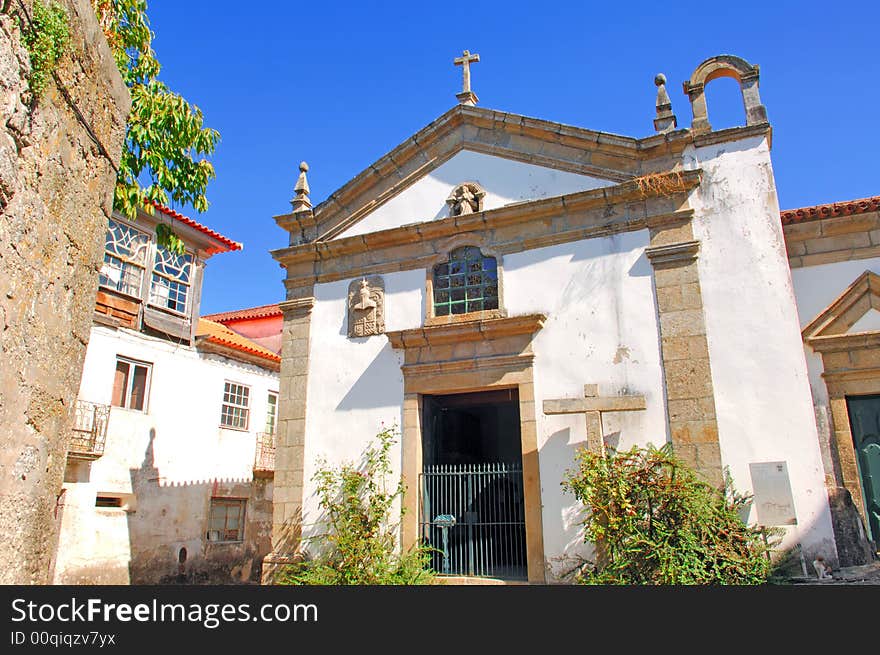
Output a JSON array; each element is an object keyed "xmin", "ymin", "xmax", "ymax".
[{"xmin": 845, "ymin": 396, "xmax": 880, "ymax": 541}]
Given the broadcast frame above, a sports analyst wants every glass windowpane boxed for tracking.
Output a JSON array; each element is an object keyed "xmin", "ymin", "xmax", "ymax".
[
  {"xmin": 130, "ymin": 365, "xmax": 148, "ymax": 411},
  {"xmin": 432, "ymin": 246, "xmax": 499, "ymax": 317},
  {"xmin": 221, "ymin": 382, "xmax": 250, "ymax": 429}
]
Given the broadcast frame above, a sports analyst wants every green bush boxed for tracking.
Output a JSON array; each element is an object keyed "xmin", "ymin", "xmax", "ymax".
[
  {"xmin": 562, "ymin": 443, "xmax": 777, "ymax": 585},
  {"xmin": 17, "ymin": 1, "xmax": 70, "ymax": 98},
  {"xmin": 278, "ymin": 427, "xmax": 435, "ymax": 585}
]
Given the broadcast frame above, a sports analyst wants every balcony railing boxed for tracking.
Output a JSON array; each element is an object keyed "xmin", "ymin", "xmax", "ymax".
[
  {"xmin": 68, "ymin": 400, "xmax": 110, "ymax": 461},
  {"xmin": 254, "ymin": 431, "xmax": 276, "ymax": 476}
]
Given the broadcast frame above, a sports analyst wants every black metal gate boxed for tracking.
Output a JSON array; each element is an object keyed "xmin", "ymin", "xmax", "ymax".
[{"xmin": 420, "ymin": 463, "xmax": 527, "ymax": 580}]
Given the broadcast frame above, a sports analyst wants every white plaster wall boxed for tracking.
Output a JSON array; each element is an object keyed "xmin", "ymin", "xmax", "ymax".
[
  {"xmin": 684, "ymin": 135, "xmax": 837, "ymax": 561},
  {"xmin": 504, "ymin": 229, "xmax": 668, "ymax": 580},
  {"xmin": 336, "ymin": 150, "xmax": 613, "ymax": 239},
  {"xmin": 53, "ymin": 326, "xmax": 279, "ymax": 583},
  {"xmin": 301, "ymin": 232, "xmax": 667, "ymax": 579},
  {"xmin": 300, "ymin": 270, "xmax": 424, "ymax": 543},
  {"xmin": 304, "ymin": 136, "xmax": 842, "ymax": 574}
]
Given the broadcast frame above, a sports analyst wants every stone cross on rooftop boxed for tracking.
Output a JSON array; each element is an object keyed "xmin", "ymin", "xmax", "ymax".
[
  {"xmin": 543, "ymin": 384, "xmax": 647, "ymax": 454},
  {"xmin": 454, "ymin": 50, "xmax": 480, "ymax": 106}
]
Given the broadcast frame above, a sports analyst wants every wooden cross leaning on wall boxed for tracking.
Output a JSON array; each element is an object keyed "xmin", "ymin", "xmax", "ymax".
[{"xmin": 543, "ymin": 384, "xmax": 647, "ymax": 454}]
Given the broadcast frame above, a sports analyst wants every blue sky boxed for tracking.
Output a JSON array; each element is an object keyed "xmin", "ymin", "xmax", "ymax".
[{"xmin": 145, "ymin": 1, "xmax": 879, "ymax": 315}]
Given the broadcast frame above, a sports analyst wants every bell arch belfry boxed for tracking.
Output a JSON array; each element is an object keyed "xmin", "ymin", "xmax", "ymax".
[
  {"xmin": 261, "ymin": 53, "xmax": 841, "ymax": 583},
  {"xmin": 683, "ymin": 54, "xmax": 768, "ymax": 134}
]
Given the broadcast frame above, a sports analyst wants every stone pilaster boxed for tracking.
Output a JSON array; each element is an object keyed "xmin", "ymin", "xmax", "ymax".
[
  {"xmin": 646, "ymin": 221, "xmax": 723, "ymax": 487},
  {"xmin": 261, "ymin": 291, "xmax": 315, "ymax": 583},
  {"xmin": 682, "ymin": 81, "xmax": 711, "ymax": 134}
]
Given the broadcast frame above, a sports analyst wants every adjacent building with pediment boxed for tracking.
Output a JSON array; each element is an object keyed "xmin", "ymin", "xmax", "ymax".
[{"xmin": 263, "ymin": 53, "xmax": 876, "ymax": 583}]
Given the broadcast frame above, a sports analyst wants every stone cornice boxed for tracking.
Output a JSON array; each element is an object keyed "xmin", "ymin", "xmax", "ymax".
[
  {"xmin": 807, "ymin": 331, "xmax": 880, "ymax": 354},
  {"xmin": 456, "ymin": 141, "xmax": 633, "ymax": 183},
  {"xmin": 386, "ymin": 313, "xmax": 546, "ymax": 349},
  {"xmin": 821, "ymin": 364, "xmax": 880, "ymax": 383},
  {"xmin": 645, "ymin": 240, "xmax": 701, "ymax": 266},
  {"xmin": 691, "ymin": 123, "xmax": 772, "ymax": 149},
  {"xmin": 802, "ymin": 271, "xmax": 880, "ymax": 339},
  {"xmin": 274, "ymin": 102, "xmax": 762, "ymax": 241},
  {"xmin": 272, "ymin": 170, "xmax": 702, "ymax": 288},
  {"xmin": 279, "ymin": 297, "xmax": 316, "ymax": 319},
  {"xmin": 402, "ymin": 353, "xmax": 535, "ymax": 377},
  {"xmin": 784, "ymin": 209, "xmax": 880, "ymax": 269},
  {"xmin": 308, "ymin": 105, "xmax": 644, "ymax": 238}
]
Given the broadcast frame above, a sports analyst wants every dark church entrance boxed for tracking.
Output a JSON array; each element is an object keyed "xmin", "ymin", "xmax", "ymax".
[{"xmin": 420, "ymin": 389, "xmax": 527, "ymax": 580}]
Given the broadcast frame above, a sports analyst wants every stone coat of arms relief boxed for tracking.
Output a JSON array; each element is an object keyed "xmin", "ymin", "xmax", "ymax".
[{"xmin": 347, "ymin": 276, "xmax": 385, "ymax": 338}]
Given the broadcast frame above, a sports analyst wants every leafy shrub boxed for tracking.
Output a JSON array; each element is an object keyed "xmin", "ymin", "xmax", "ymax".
[
  {"xmin": 278, "ymin": 427, "xmax": 435, "ymax": 585},
  {"xmin": 563, "ymin": 443, "xmax": 777, "ymax": 585}
]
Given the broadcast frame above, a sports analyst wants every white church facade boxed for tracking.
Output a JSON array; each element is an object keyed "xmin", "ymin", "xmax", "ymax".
[{"xmin": 262, "ymin": 53, "xmax": 876, "ymax": 583}]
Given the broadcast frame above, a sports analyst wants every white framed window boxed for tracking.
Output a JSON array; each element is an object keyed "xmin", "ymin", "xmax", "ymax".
[
  {"xmin": 99, "ymin": 219, "xmax": 151, "ymax": 297},
  {"xmin": 265, "ymin": 392, "xmax": 278, "ymax": 435},
  {"xmin": 112, "ymin": 356, "xmax": 152, "ymax": 412},
  {"xmin": 221, "ymin": 381, "xmax": 250, "ymax": 430},
  {"xmin": 206, "ymin": 498, "xmax": 246, "ymax": 542},
  {"xmin": 149, "ymin": 246, "xmax": 194, "ymax": 315}
]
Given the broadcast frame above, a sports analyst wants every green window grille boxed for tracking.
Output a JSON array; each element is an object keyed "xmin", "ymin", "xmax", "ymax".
[{"xmin": 433, "ymin": 246, "xmax": 498, "ymax": 316}]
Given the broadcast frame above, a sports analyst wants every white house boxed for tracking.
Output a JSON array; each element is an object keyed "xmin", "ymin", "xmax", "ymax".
[{"xmin": 52, "ymin": 205, "xmax": 282, "ymax": 584}]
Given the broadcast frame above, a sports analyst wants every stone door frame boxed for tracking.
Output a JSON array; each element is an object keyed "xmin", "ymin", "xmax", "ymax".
[
  {"xmin": 809, "ymin": 332, "xmax": 880, "ymax": 527},
  {"xmin": 387, "ymin": 314, "xmax": 547, "ymax": 583}
]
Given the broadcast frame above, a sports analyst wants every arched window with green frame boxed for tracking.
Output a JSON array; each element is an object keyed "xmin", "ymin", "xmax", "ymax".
[{"xmin": 432, "ymin": 246, "xmax": 498, "ymax": 316}]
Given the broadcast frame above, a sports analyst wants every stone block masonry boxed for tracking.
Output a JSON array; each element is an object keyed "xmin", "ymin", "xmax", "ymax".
[
  {"xmin": 0, "ymin": 0, "xmax": 129, "ymax": 584},
  {"xmin": 646, "ymin": 233, "xmax": 722, "ymax": 487}
]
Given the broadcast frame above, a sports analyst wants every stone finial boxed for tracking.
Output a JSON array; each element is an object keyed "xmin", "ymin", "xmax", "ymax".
[
  {"xmin": 453, "ymin": 50, "xmax": 480, "ymax": 106},
  {"xmin": 653, "ymin": 73, "xmax": 677, "ymax": 134},
  {"xmin": 290, "ymin": 161, "xmax": 312, "ymax": 213}
]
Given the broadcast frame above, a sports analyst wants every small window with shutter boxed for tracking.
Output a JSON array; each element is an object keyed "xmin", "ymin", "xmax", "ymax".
[{"xmin": 111, "ymin": 356, "xmax": 152, "ymax": 412}]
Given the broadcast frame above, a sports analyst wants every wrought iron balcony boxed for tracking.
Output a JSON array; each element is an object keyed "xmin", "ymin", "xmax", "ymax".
[
  {"xmin": 68, "ymin": 400, "xmax": 110, "ymax": 461},
  {"xmin": 254, "ymin": 431, "xmax": 276, "ymax": 476}
]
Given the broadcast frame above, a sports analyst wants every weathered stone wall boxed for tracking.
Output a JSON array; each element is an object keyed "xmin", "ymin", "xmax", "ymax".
[
  {"xmin": 127, "ymin": 471, "xmax": 273, "ymax": 585},
  {"xmin": 0, "ymin": 0, "xmax": 129, "ymax": 584}
]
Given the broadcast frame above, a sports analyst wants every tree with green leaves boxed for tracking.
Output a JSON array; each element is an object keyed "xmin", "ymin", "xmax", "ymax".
[{"xmin": 92, "ymin": 0, "xmax": 218, "ymax": 254}]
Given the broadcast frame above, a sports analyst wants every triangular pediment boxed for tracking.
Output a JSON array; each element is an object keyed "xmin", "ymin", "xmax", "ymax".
[
  {"xmin": 333, "ymin": 150, "xmax": 619, "ymax": 240},
  {"xmin": 803, "ymin": 271, "xmax": 880, "ymax": 341},
  {"xmin": 300, "ymin": 105, "xmax": 659, "ymax": 241}
]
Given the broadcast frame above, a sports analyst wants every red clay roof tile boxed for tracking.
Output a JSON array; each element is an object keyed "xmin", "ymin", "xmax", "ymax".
[
  {"xmin": 781, "ymin": 195, "xmax": 880, "ymax": 225},
  {"xmin": 151, "ymin": 201, "xmax": 243, "ymax": 254},
  {"xmin": 195, "ymin": 318, "xmax": 280, "ymax": 365},
  {"xmin": 202, "ymin": 303, "xmax": 282, "ymax": 323}
]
